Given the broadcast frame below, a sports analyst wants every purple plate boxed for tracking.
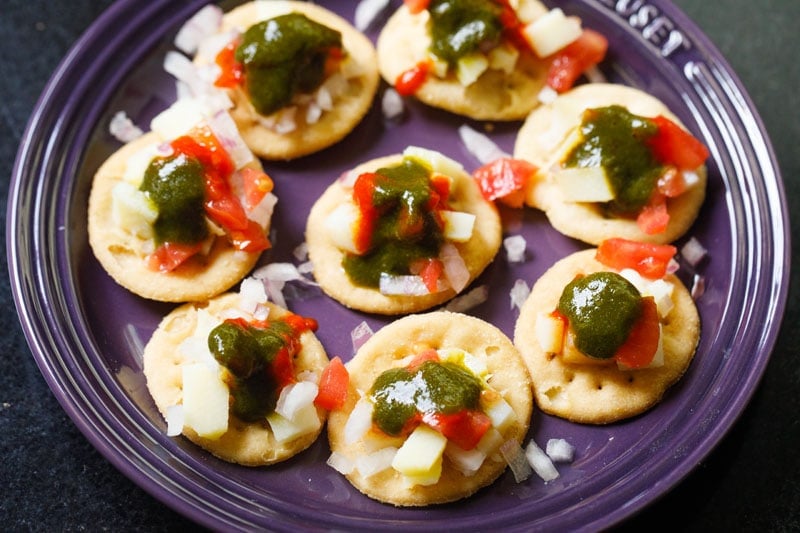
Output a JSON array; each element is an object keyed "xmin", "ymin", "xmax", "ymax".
[{"xmin": 7, "ymin": 0, "xmax": 789, "ymax": 530}]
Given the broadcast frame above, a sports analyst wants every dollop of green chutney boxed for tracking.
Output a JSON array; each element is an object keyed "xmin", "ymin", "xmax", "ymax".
[
  {"xmin": 428, "ymin": 0, "xmax": 505, "ymax": 66},
  {"xmin": 139, "ymin": 153, "xmax": 208, "ymax": 245},
  {"xmin": 343, "ymin": 158, "xmax": 445, "ymax": 288},
  {"xmin": 563, "ymin": 105, "xmax": 662, "ymax": 214},
  {"xmin": 369, "ymin": 360, "xmax": 483, "ymax": 436},
  {"xmin": 557, "ymin": 272, "xmax": 643, "ymax": 359},
  {"xmin": 235, "ymin": 13, "xmax": 342, "ymax": 116},
  {"xmin": 207, "ymin": 319, "xmax": 294, "ymax": 422}
]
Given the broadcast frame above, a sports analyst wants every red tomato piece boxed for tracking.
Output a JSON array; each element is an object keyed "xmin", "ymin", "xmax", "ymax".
[
  {"xmin": 241, "ymin": 167, "xmax": 274, "ymax": 211},
  {"xmin": 146, "ymin": 241, "xmax": 204, "ymax": 272},
  {"xmin": 214, "ymin": 39, "xmax": 243, "ymax": 88},
  {"xmin": 419, "ymin": 258, "xmax": 444, "ymax": 293},
  {"xmin": 271, "ymin": 349, "xmax": 296, "ymax": 389},
  {"xmin": 423, "ymin": 409, "xmax": 492, "ymax": 451},
  {"xmin": 472, "ymin": 157, "xmax": 536, "ymax": 208},
  {"xmin": 395, "ymin": 61, "xmax": 430, "ymax": 96},
  {"xmin": 403, "ymin": 0, "xmax": 430, "ymax": 14},
  {"xmin": 407, "ymin": 349, "xmax": 440, "ymax": 372},
  {"xmin": 614, "ymin": 297, "xmax": 660, "ymax": 369},
  {"xmin": 547, "ymin": 29, "xmax": 608, "ymax": 93},
  {"xmin": 648, "ymin": 115, "xmax": 709, "ymax": 170},
  {"xmin": 225, "ymin": 220, "xmax": 272, "ymax": 253},
  {"xmin": 595, "ymin": 238, "xmax": 677, "ymax": 279},
  {"xmin": 352, "ymin": 172, "xmax": 381, "ymax": 254},
  {"xmin": 314, "ymin": 357, "xmax": 350, "ymax": 410},
  {"xmin": 636, "ymin": 193, "xmax": 670, "ymax": 235}
]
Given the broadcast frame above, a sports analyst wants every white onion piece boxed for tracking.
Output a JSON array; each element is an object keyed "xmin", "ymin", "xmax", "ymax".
[
  {"xmin": 440, "ymin": 242, "xmax": 470, "ymax": 293},
  {"xmin": 247, "ymin": 191, "xmax": 277, "ymax": 229},
  {"xmin": 504, "ymin": 235, "xmax": 527, "ymax": 263},
  {"xmin": 337, "ymin": 170, "xmax": 359, "ymax": 188},
  {"xmin": 344, "ymin": 397, "xmax": 374, "ymax": 445},
  {"xmin": 445, "ymin": 285, "xmax": 489, "ymax": 312},
  {"xmin": 238, "ymin": 276, "xmax": 268, "ymax": 313},
  {"xmin": 254, "ymin": 262, "xmax": 317, "ymax": 285},
  {"xmin": 584, "ymin": 65, "xmax": 607, "ymax": 84},
  {"xmin": 666, "ymin": 258, "xmax": 681, "ymax": 275},
  {"xmin": 545, "ymin": 438, "xmax": 575, "ymax": 463},
  {"xmin": 163, "ymin": 51, "xmax": 211, "ymax": 96},
  {"xmin": 274, "ymin": 106, "xmax": 298, "ymax": 134},
  {"xmin": 525, "ymin": 439, "xmax": 560, "ymax": 482},
  {"xmin": 207, "ymin": 110, "xmax": 253, "ymax": 169},
  {"xmin": 510, "ymin": 279, "xmax": 531, "ymax": 311},
  {"xmin": 499, "ymin": 439, "xmax": 532, "ymax": 483},
  {"xmin": 275, "ymin": 381, "xmax": 319, "ymax": 420},
  {"xmin": 538, "ymin": 85, "xmax": 559, "ymax": 104},
  {"xmin": 296, "ymin": 370, "xmax": 319, "ymax": 383},
  {"xmin": 327, "ymin": 452, "xmax": 355, "ymax": 475},
  {"xmin": 691, "ymin": 274, "xmax": 706, "ymax": 299},
  {"xmin": 681, "ymin": 236, "xmax": 708, "ymax": 267},
  {"xmin": 355, "ymin": 0, "xmax": 391, "ymax": 30},
  {"xmin": 297, "ymin": 261, "xmax": 314, "ymax": 275},
  {"xmin": 196, "ymin": 29, "xmax": 239, "ymax": 63},
  {"xmin": 458, "ymin": 124, "xmax": 510, "ymax": 164},
  {"xmin": 351, "ymin": 321, "xmax": 374, "ymax": 354},
  {"xmin": 165, "ymin": 405, "xmax": 184, "ymax": 437},
  {"xmin": 109, "ymin": 111, "xmax": 143, "ymax": 143},
  {"xmin": 356, "ymin": 447, "xmax": 397, "ymax": 478},
  {"xmin": 382, "ymin": 88, "xmax": 405, "ymax": 120},
  {"xmin": 293, "ymin": 242, "xmax": 309, "ymax": 262},
  {"xmin": 379, "ymin": 273, "xmax": 430, "ymax": 295},
  {"xmin": 174, "ymin": 4, "xmax": 223, "ymax": 55}
]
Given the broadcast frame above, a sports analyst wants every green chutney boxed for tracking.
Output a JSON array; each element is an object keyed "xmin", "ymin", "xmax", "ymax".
[{"xmin": 428, "ymin": 0, "xmax": 505, "ymax": 66}]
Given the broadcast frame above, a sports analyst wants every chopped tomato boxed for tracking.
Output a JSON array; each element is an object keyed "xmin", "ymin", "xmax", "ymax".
[
  {"xmin": 403, "ymin": 0, "xmax": 430, "ymax": 14},
  {"xmin": 225, "ymin": 220, "xmax": 272, "ymax": 253},
  {"xmin": 423, "ymin": 409, "xmax": 492, "ymax": 451},
  {"xmin": 418, "ymin": 258, "xmax": 444, "ymax": 293},
  {"xmin": 395, "ymin": 61, "xmax": 431, "ymax": 96},
  {"xmin": 314, "ymin": 357, "xmax": 350, "ymax": 410},
  {"xmin": 636, "ymin": 193, "xmax": 670, "ymax": 235},
  {"xmin": 270, "ymin": 349, "xmax": 296, "ymax": 389},
  {"xmin": 428, "ymin": 172, "xmax": 452, "ymax": 209},
  {"xmin": 407, "ymin": 349, "xmax": 440, "ymax": 372},
  {"xmin": 648, "ymin": 115, "xmax": 709, "ymax": 170},
  {"xmin": 595, "ymin": 238, "xmax": 677, "ymax": 279},
  {"xmin": 614, "ymin": 297, "xmax": 660, "ymax": 369},
  {"xmin": 146, "ymin": 241, "xmax": 204, "ymax": 272},
  {"xmin": 547, "ymin": 29, "xmax": 608, "ymax": 93},
  {"xmin": 214, "ymin": 39, "xmax": 243, "ymax": 88},
  {"xmin": 472, "ymin": 157, "xmax": 536, "ymax": 208},
  {"xmin": 352, "ymin": 172, "xmax": 381, "ymax": 254},
  {"xmin": 241, "ymin": 167, "xmax": 274, "ymax": 211},
  {"xmin": 496, "ymin": 0, "xmax": 532, "ymax": 53}
]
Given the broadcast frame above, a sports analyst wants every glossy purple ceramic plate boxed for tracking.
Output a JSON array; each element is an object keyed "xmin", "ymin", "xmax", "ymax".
[{"xmin": 7, "ymin": 0, "xmax": 789, "ymax": 530}]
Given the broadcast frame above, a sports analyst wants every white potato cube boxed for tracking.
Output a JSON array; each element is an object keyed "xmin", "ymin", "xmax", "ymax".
[
  {"xmin": 535, "ymin": 312, "xmax": 565, "ymax": 354},
  {"xmin": 150, "ymin": 98, "xmax": 207, "ymax": 140},
  {"xmin": 182, "ymin": 363, "xmax": 229, "ymax": 439},
  {"xmin": 554, "ymin": 166, "xmax": 615, "ymax": 202},
  {"xmin": 403, "ymin": 146, "xmax": 465, "ymax": 176},
  {"xmin": 111, "ymin": 182, "xmax": 157, "ymax": 239},
  {"xmin": 266, "ymin": 403, "xmax": 321, "ymax": 444},
  {"xmin": 523, "ymin": 9, "xmax": 583, "ymax": 58},
  {"xmin": 441, "ymin": 211, "xmax": 476, "ymax": 242},
  {"xmin": 122, "ymin": 144, "xmax": 159, "ymax": 185},
  {"xmin": 487, "ymin": 42, "xmax": 519, "ymax": 74},
  {"xmin": 392, "ymin": 424, "xmax": 447, "ymax": 478},
  {"xmin": 482, "ymin": 396, "xmax": 516, "ymax": 433},
  {"xmin": 401, "ymin": 454, "xmax": 443, "ymax": 487},
  {"xmin": 325, "ymin": 202, "xmax": 360, "ymax": 254},
  {"xmin": 456, "ymin": 52, "xmax": 489, "ymax": 86}
]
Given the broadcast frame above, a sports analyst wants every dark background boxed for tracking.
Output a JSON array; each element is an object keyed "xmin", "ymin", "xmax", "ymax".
[{"xmin": 2, "ymin": 0, "xmax": 798, "ymax": 530}]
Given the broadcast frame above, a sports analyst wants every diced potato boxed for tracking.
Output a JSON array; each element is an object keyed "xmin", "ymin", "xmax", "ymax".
[
  {"xmin": 535, "ymin": 312, "xmax": 565, "ymax": 354},
  {"xmin": 122, "ymin": 144, "xmax": 159, "ymax": 185},
  {"xmin": 427, "ymin": 52, "xmax": 449, "ymax": 78},
  {"xmin": 150, "ymin": 98, "xmax": 207, "ymax": 140},
  {"xmin": 111, "ymin": 182, "xmax": 157, "ymax": 239},
  {"xmin": 561, "ymin": 332, "xmax": 614, "ymax": 366},
  {"xmin": 438, "ymin": 348, "xmax": 487, "ymax": 378},
  {"xmin": 523, "ymin": 8, "xmax": 583, "ymax": 58},
  {"xmin": 266, "ymin": 403, "xmax": 321, "ymax": 444},
  {"xmin": 481, "ymin": 396, "xmax": 516, "ymax": 433},
  {"xmin": 456, "ymin": 52, "xmax": 489, "ymax": 86},
  {"xmin": 325, "ymin": 202, "xmax": 360, "ymax": 254},
  {"xmin": 553, "ymin": 166, "xmax": 615, "ymax": 202},
  {"xmin": 182, "ymin": 363, "xmax": 229, "ymax": 440},
  {"xmin": 514, "ymin": 0, "xmax": 549, "ymax": 24},
  {"xmin": 441, "ymin": 211, "xmax": 476, "ymax": 242},
  {"xmin": 401, "ymin": 454, "xmax": 442, "ymax": 487},
  {"xmin": 392, "ymin": 424, "xmax": 447, "ymax": 478},
  {"xmin": 487, "ymin": 42, "xmax": 519, "ymax": 74},
  {"xmin": 403, "ymin": 146, "xmax": 465, "ymax": 177},
  {"xmin": 646, "ymin": 279, "xmax": 675, "ymax": 318}
]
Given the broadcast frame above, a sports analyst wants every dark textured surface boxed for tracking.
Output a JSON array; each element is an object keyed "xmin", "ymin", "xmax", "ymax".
[{"xmin": 2, "ymin": 0, "xmax": 798, "ymax": 530}]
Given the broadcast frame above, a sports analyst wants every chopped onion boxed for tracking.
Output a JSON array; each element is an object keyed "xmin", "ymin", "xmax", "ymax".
[
  {"xmin": 327, "ymin": 452, "xmax": 355, "ymax": 475},
  {"xmin": 293, "ymin": 242, "xmax": 309, "ymax": 262},
  {"xmin": 458, "ymin": 124, "xmax": 509, "ymax": 164},
  {"xmin": 275, "ymin": 381, "xmax": 319, "ymax": 420},
  {"xmin": 297, "ymin": 261, "xmax": 314, "ymax": 275},
  {"xmin": 382, "ymin": 88, "xmax": 405, "ymax": 120},
  {"xmin": 274, "ymin": 106, "xmax": 298, "ymax": 134},
  {"xmin": 379, "ymin": 273, "xmax": 430, "ymax": 295},
  {"xmin": 253, "ymin": 262, "xmax": 318, "ymax": 308},
  {"xmin": 207, "ymin": 110, "xmax": 253, "ymax": 169},
  {"xmin": 351, "ymin": 321, "xmax": 374, "ymax": 354},
  {"xmin": 356, "ymin": 447, "xmax": 397, "ymax": 478},
  {"xmin": 584, "ymin": 65, "xmax": 607, "ymax": 84},
  {"xmin": 344, "ymin": 397, "xmax": 374, "ymax": 445},
  {"xmin": 681, "ymin": 236, "xmax": 707, "ymax": 267},
  {"xmin": 504, "ymin": 235, "xmax": 527, "ymax": 263},
  {"xmin": 525, "ymin": 439, "xmax": 559, "ymax": 482},
  {"xmin": 445, "ymin": 285, "xmax": 489, "ymax": 312},
  {"xmin": 499, "ymin": 439, "xmax": 532, "ymax": 483},
  {"xmin": 666, "ymin": 258, "xmax": 680, "ymax": 275},
  {"xmin": 538, "ymin": 85, "xmax": 559, "ymax": 104},
  {"xmin": 238, "ymin": 276, "xmax": 268, "ymax": 313},
  {"xmin": 174, "ymin": 4, "xmax": 223, "ymax": 55},
  {"xmin": 545, "ymin": 438, "xmax": 575, "ymax": 463},
  {"xmin": 337, "ymin": 170, "xmax": 359, "ymax": 188},
  {"xmin": 109, "ymin": 111, "xmax": 143, "ymax": 143},
  {"xmin": 440, "ymin": 242, "xmax": 470, "ymax": 292},
  {"xmin": 354, "ymin": 0, "xmax": 391, "ymax": 31},
  {"xmin": 510, "ymin": 279, "xmax": 531, "ymax": 311},
  {"xmin": 163, "ymin": 50, "xmax": 211, "ymax": 96},
  {"xmin": 306, "ymin": 101, "xmax": 323, "ymax": 124},
  {"xmin": 691, "ymin": 273, "xmax": 706, "ymax": 299},
  {"xmin": 247, "ymin": 191, "xmax": 277, "ymax": 229},
  {"xmin": 315, "ymin": 85, "xmax": 333, "ymax": 111},
  {"xmin": 165, "ymin": 404, "xmax": 184, "ymax": 436}
]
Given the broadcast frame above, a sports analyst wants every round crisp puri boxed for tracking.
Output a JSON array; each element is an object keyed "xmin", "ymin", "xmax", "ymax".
[
  {"xmin": 143, "ymin": 292, "xmax": 330, "ymax": 466},
  {"xmin": 305, "ymin": 154, "xmax": 502, "ymax": 315},
  {"xmin": 327, "ymin": 312, "xmax": 533, "ymax": 507},
  {"xmin": 87, "ymin": 132, "xmax": 267, "ymax": 303},
  {"xmin": 376, "ymin": 2, "xmax": 549, "ymax": 120},
  {"xmin": 514, "ymin": 83, "xmax": 708, "ymax": 245},
  {"xmin": 197, "ymin": 1, "xmax": 379, "ymax": 160},
  {"xmin": 513, "ymin": 249, "xmax": 700, "ymax": 424}
]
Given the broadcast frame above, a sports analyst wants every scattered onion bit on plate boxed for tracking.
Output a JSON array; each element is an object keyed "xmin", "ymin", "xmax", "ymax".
[
  {"xmin": 444, "ymin": 284, "xmax": 489, "ymax": 312},
  {"xmin": 509, "ymin": 279, "xmax": 530, "ymax": 311}
]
